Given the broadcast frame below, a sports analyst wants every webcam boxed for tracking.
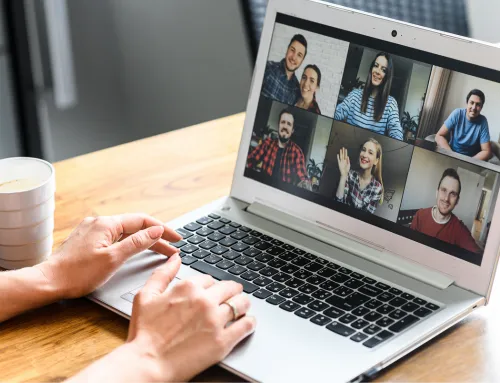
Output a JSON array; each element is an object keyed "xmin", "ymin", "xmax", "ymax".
[{"xmin": 391, "ymin": 30, "xmax": 397, "ymax": 37}]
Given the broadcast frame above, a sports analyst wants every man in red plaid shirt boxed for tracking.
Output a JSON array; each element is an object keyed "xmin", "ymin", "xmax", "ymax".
[{"xmin": 247, "ymin": 107, "xmax": 309, "ymax": 186}]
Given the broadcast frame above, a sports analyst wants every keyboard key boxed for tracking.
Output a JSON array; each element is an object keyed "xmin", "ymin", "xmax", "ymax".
[
  {"xmin": 363, "ymin": 324, "xmax": 382, "ymax": 335},
  {"xmin": 231, "ymin": 243, "xmax": 249, "ymax": 252},
  {"xmin": 298, "ymin": 283, "xmax": 318, "ymax": 294},
  {"xmin": 413, "ymin": 297, "xmax": 427, "ymax": 305},
  {"xmin": 216, "ymin": 260, "xmax": 234, "ymax": 270},
  {"xmin": 388, "ymin": 309, "xmax": 406, "ymax": 320},
  {"xmin": 351, "ymin": 272, "xmax": 365, "ymax": 280},
  {"xmin": 229, "ymin": 222, "xmax": 241, "ymax": 228},
  {"xmin": 240, "ymin": 270, "xmax": 259, "ymax": 281},
  {"xmin": 359, "ymin": 285, "xmax": 383, "ymax": 297},
  {"xmin": 279, "ymin": 252, "xmax": 296, "ymax": 262},
  {"xmin": 272, "ymin": 272, "xmax": 291, "ymax": 283},
  {"xmin": 339, "ymin": 267, "xmax": 352, "ymax": 275},
  {"xmin": 260, "ymin": 267, "xmax": 278, "ymax": 277},
  {"xmin": 247, "ymin": 261, "xmax": 265, "ymax": 271},
  {"xmin": 249, "ymin": 230, "xmax": 262, "ymax": 237},
  {"xmin": 312, "ymin": 289, "xmax": 332, "ymax": 300},
  {"xmin": 199, "ymin": 241, "xmax": 217, "ymax": 250},
  {"xmin": 267, "ymin": 282, "xmax": 286, "ymax": 293},
  {"xmin": 171, "ymin": 240, "xmax": 187, "ymax": 248},
  {"xmin": 271, "ymin": 239, "xmax": 284, "ymax": 246},
  {"xmin": 362, "ymin": 277, "xmax": 376, "ymax": 284},
  {"xmin": 268, "ymin": 259, "xmax": 287, "ymax": 269},
  {"xmin": 351, "ymin": 333, "xmax": 369, "ymax": 343},
  {"xmin": 239, "ymin": 226, "xmax": 252, "ymax": 233},
  {"xmin": 401, "ymin": 302, "xmax": 419, "ymax": 312},
  {"xmin": 344, "ymin": 279, "xmax": 364, "ymax": 289},
  {"xmin": 255, "ymin": 253, "xmax": 273, "ymax": 263},
  {"xmin": 351, "ymin": 319, "xmax": 370, "ymax": 329},
  {"xmin": 253, "ymin": 289, "xmax": 272, "ymax": 299},
  {"xmin": 375, "ymin": 282, "xmax": 390, "ymax": 290},
  {"xmin": 365, "ymin": 299, "xmax": 383, "ymax": 309},
  {"xmin": 192, "ymin": 249, "xmax": 210, "ymax": 259},
  {"xmin": 293, "ymin": 293, "xmax": 314, "ymax": 305},
  {"xmin": 294, "ymin": 269, "xmax": 312, "ymax": 279},
  {"xmin": 242, "ymin": 236, "xmax": 260, "ymax": 245},
  {"xmin": 352, "ymin": 306, "xmax": 370, "ymax": 317},
  {"xmin": 291, "ymin": 257, "xmax": 310, "ymax": 267},
  {"xmin": 333, "ymin": 286, "xmax": 354, "ymax": 297},
  {"xmin": 317, "ymin": 268, "xmax": 336, "ymax": 278},
  {"xmin": 181, "ymin": 255, "xmax": 197, "ymax": 265},
  {"xmin": 228, "ymin": 265, "xmax": 246, "ymax": 275},
  {"xmin": 208, "ymin": 213, "xmax": 220, "ymax": 219},
  {"xmin": 188, "ymin": 235, "xmax": 207, "ymax": 245},
  {"xmin": 235, "ymin": 255, "xmax": 253, "ymax": 266},
  {"xmin": 326, "ymin": 292, "xmax": 371, "ymax": 311},
  {"xmin": 363, "ymin": 330, "xmax": 394, "ymax": 348},
  {"xmin": 252, "ymin": 276, "xmax": 272, "ymax": 286},
  {"xmin": 184, "ymin": 222, "xmax": 202, "ymax": 231},
  {"xmin": 280, "ymin": 301, "xmax": 300, "ymax": 312},
  {"xmin": 243, "ymin": 248, "xmax": 261, "ymax": 257},
  {"xmin": 307, "ymin": 300, "xmax": 329, "ymax": 311},
  {"xmin": 295, "ymin": 307, "xmax": 315, "ymax": 319},
  {"xmin": 293, "ymin": 248, "xmax": 306, "ymax": 255},
  {"xmin": 219, "ymin": 218, "xmax": 231, "ymax": 224},
  {"xmin": 310, "ymin": 314, "xmax": 331, "ymax": 326},
  {"xmin": 326, "ymin": 322, "xmax": 355, "ymax": 336},
  {"xmin": 401, "ymin": 293, "xmax": 415, "ymax": 300},
  {"xmin": 266, "ymin": 295, "xmax": 286, "ymax": 305},
  {"xmin": 285, "ymin": 278, "xmax": 304, "ymax": 289},
  {"xmin": 219, "ymin": 226, "xmax": 236, "ymax": 235},
  {"xmin": 180, "ymin": 244, "xmax": 198, "ymax": 253},
  {"xmin": 211, "ymin": 246, "xmax": 229, "ymax": 255},
  {"xmin": 378, "ymin": 292, "xmax": 395, "ymax": 302},
  {"xmin": 306, "ymin": 275, "xmax": 326, "ymax": 285},
  {"xmin": 204, "ymin": 255, "xmax": 222, "ymax": 264},
  {"xmin": 279, "ymin": 288, "xmax": 299, "ymax": 299},
  {"xmin": 281, "ymin": 264, "xmax": 299, "ymax": 274},
  {"xmin": 219, "ymin": 237, "xmax": 237, "ymax": 247},
  {"xmin": 376, "ymin": 304, "xmax": 395, "ymax": 315},
  {"xmin": 304, "ymin": 262, "xmax": 323, "ymax": 272},
  {"xmin": 191, "ymin": 261, "xmax": 258, "ymax": 293},
  {"xmin": 176, "ymin": 228, "xmax": 193, "ymax": 238},
  {"xmin": 339, "ymin": 314, "xmax": 357, "ymax": 324},
  {"xmin": 208, "ymin": 221, "xmax": 225, "ymax": 230},
  {"xmin": 327, "ymin": 262, "xmax": 340, "ymax": 270},
  {"xmin": 230, "ymin": 231, "xmax": 248, "ymax": 241},
  {"xmin": 426, "ymin": 302, "xmax": 440, "ymax": 310},
  {"xmin": 389, "ymin": 287, "xmax": 403, "ymax": 295},
  {"xmin": 196, "ymin": 227, "xmax": 214, "ymax": 237},
  {"xmin": 388, "ymin": 297, "xmax": 407, "ymax": 307},
  {"xmin": 323, "ymin": 307, "xmax": 345, "ymax": 319},
  {"xmin": 388, "ymin": 315, "xmax": 419, "ymax": 332},
  {"xmin": 319, "ymin": 281, "xmax": 339, "ymax": 291},
  {"xmin": 255, "ymin": 242, "xmax": 272, "ymax": 251},
  {"xmin": 376, "ymin": 317, "xmax": 395, "ymax": 327},
  {"xmin": 414, "ymin": 307, "xmax": 432, "ymax": 317},
  {"xmin": 330, "ymin": 273, "xmax": 350, "ymax": 283},
  {"xmin": 260, "ymin": 235, "xmax": 273, "ymax": 242},
  {"xmin": 303, "ymin": 253, "xmax": 317, "ymax": 261},
  {"xmin": 207, "ymin": 232, "xmax": 225, "ymax": 242},
  {"xmin": 364, "ymin": 312, "xmax": 382, "ymax": 322},
  {"xmin": 223, "ymin": 251, "xmax": 240, "ymax": 260}
]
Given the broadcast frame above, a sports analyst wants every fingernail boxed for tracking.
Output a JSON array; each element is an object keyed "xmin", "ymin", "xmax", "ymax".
[{"xmin": 148, "ymin": 226, "xmax": 164, "ymax": 239}]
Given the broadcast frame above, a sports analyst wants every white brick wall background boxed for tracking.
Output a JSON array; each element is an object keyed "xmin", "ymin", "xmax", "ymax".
[{"xmin": 266, "ymin": 23, "xmax": 350, "ymax": 117}]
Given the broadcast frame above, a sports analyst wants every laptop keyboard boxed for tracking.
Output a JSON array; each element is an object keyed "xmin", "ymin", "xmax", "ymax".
[{"xmin": 124, "ymin": 214, "xmax": 442, "ymax": 349}]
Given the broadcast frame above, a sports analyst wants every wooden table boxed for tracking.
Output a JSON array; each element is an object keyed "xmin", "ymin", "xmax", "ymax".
[{"xmin": 1, "ymin": 112, "xmax": 500, "ymax": 382}]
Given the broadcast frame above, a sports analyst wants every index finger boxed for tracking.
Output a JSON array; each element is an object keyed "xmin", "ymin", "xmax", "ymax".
[{"xmin": 113, "ymin": 213, "xmax": 182, "ymax": 242}]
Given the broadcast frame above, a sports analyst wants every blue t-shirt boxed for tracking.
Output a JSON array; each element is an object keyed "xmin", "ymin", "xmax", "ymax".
[{"xmin": 444, "ymin": 108, "xmax": 490, "ymax": 157}]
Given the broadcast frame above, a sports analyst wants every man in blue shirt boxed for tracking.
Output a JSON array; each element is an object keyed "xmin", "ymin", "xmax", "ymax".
[
  {"xmin": 261, "ymin": 34, "xmax": 307, "ymax": 105},
  {"xmin": 435, "ymin": 89, "xmax": 492, "ymax": 161}
]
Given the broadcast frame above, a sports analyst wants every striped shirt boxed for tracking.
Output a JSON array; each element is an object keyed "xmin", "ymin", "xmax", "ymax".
[{"xmin": 334, "ymin": 89, "xmax": 403, "ymax": 141}]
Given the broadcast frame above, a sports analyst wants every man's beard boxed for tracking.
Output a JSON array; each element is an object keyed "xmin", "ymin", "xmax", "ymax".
[{"xmin": 278, "ymin": 133, "xmax": 291, "ymax": 144}]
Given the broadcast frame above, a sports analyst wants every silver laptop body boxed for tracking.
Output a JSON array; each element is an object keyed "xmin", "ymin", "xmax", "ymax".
[{"xmin": 90, "ymin": 1, "xmax": 500, "ymax": 381}]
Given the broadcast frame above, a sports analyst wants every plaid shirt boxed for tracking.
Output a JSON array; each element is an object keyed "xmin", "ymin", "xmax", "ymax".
[
  {"xmin": 247, "ymin": 138, "xmax": 307, "ymax": 185},
  {"xmin": 261, "ymin": 59, "xmax": 301, "ymax": 105},
  {"xmin": 337, "ymin": 170, "xmax": 382, "ymax": 214}
]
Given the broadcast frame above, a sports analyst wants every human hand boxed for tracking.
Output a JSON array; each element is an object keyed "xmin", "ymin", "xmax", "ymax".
[
  {"xmin": 127, "ymin": 254, "xmax": 256, "ymax": 381},
  {"xmin": 36, "ymin": 213, "xmax": 182, "ymax": 299},
  {"xmin": 337, "ymin": 147, "xmax": 350, "ymax": 177}
]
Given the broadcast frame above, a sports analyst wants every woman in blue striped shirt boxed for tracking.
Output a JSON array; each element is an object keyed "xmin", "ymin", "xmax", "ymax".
[{"xmin": 334, "ymin": 52, "xmax": 403, "ymax": 141}]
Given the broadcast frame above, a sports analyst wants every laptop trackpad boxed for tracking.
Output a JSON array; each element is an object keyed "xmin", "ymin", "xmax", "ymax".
[{"xmin": 121, "ymin": 277, "xmax": 180, "ymax": 303}]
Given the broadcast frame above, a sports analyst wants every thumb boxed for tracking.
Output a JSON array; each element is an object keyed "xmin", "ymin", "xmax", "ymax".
[{"xmin": 111, "ymin": 225, "xmax": 164, "ymax": 263}]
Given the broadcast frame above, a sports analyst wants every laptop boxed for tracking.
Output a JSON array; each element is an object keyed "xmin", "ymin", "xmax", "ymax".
[{"xmin": 90, "ymin": 0, "xmax": 500, "ymax": 381}]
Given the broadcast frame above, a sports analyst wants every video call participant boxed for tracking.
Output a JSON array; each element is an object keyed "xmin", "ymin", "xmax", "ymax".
[
  {"xmin": 295, "ymin": 64, "xmax": 322, "ymax": 114},
  {"xmin": 410, "ymin": 168, "xmax": 480, "ymax": 253},
  {"xmin": 261, "ymin": 34, "xmax": 308, "ymax": 105},
  {"xmin": 435, "ymin": 89, "xmax": 492, "ymax": 161},
  {"xmin": 334, "ymin": 52, "xmax": 404, "ymax": 141},
  {"xmin": 247, "ymin": 107, "xmax": 309, "ymax": 187},
  {"xmin": 336, "ymin": 138, "xmax": 384, "ymax": 214}
]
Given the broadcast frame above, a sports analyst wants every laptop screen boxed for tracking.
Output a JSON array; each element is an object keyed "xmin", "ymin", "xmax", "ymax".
[{"xmin": 244, "ymin": 13, "xmax": 500, "ymax": 266}]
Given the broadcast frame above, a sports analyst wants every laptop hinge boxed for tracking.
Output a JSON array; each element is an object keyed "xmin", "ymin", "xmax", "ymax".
[{"xmin": 246, "ymin": 201, "xmax": 454, "ymax": 289}]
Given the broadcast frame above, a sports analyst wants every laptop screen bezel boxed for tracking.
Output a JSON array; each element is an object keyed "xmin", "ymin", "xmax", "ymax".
[{"xmin": 230, "ymin": 0, "xmax": 500, "ymax": 298}]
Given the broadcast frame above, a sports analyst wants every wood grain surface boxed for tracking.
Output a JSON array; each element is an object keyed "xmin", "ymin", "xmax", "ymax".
[{"xmin": 1, "ymin": 112, "xmax": 499, "ymax": 382}]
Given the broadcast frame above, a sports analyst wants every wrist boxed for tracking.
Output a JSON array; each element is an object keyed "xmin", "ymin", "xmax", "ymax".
[
  {"xmin": 122, "ymin": 340, "xmax": 168, "ymax": 382},
  {"xmin": 33, "ymin": 258, "xmax": 67, "ymax": 301}
]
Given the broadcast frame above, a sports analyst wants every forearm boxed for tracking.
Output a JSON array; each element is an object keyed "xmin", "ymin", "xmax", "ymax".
[
  {"xmin": 67, "ymin": 342, "xmax": 164, "ymax": 383},
  {"xmin": 0, "ymin": 265, "xmax": 61, "ymax": 322},
  {"xmin": 473, "ymin": 150, "xmax": 492, "ymax": 161},
  {"xmin": 435, "ymin": 135, "xmax": 452, "ymax": 151},
  {"xmin": 336, "ymin": 176, "xmax": 347, "ymax": 200}
]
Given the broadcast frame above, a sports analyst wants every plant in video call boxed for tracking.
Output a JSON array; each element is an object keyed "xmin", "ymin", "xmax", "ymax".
[
  {"xmin": 401, "ymin": 111, "xmax": 419, "ymax": 140},
  {"xmin": 307, "ymin": 159, "xmax": 323, "ymax": 191}
]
